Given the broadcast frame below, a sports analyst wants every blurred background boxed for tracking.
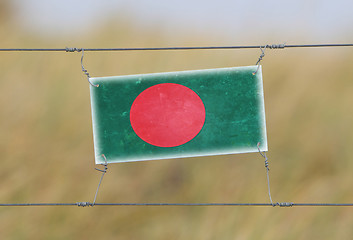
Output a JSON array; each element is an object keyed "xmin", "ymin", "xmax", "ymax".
[{"xmin": 1, "ymin": 0, "xmax": 353, "ymax": 239}]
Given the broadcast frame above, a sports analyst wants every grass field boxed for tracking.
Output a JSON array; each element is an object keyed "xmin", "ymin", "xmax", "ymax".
[{"xmin": 1, "ymin": 18, "xmax": 353, "ymax": 239}]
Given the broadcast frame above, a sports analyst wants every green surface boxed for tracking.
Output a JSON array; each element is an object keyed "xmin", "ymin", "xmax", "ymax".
[{"xmin": 90, "ymin": 66, "xmax": 267, "ymax": 163}]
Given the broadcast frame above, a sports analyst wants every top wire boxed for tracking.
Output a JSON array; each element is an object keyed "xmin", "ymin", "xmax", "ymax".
[{"xmin": 0, "ymin": 43, "xmax": 353, "ymax": 52}]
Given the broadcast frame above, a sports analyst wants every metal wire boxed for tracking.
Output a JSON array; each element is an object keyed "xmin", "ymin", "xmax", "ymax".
[
  {"xmin": 0, "ymin": 203, "xmax": 78, "ymax": 206},
  {"xmin": 253, "ymin": 46, "xmax": 267, "ymax": 75},
  {"xmin": 1, "ymin": 202, "xmax": 353, "ymax": 207},
  {"xmin": 80, "ymin": 49, "xmax": 99, "ymax": 87},
  {"xmin": 257, "ymin": 143, "xmax": 273, "ymax": 205},
  {"xmin": 92, "ymin": 154, "xmax": 108, "ymax": 205},
  {"xmin": 0, "ymin": 43, "xmax": 353, "ymax": 52}
]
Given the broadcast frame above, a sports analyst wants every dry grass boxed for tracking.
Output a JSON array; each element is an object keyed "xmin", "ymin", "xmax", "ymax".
[{"xmin": 1, "ymin": 20, "xmax": 353, "ymax": 239}]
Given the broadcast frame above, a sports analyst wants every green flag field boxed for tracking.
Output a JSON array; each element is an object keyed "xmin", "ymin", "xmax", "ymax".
[{"xmin": 90, "ymin": 65, "xmax": 267, "ymax": 164}]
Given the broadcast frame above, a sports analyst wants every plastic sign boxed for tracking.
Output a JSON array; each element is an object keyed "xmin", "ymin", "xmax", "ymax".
[{"xmin": 90, "ymin": 66, "xmax": 267, "ymax": 164}]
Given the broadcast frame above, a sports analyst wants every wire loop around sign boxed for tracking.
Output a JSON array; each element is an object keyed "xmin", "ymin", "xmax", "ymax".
[
  {"xmin": 80, "ymin": 49, "xmax": 99, "ymax": 87},
  {"xmin": 92, "ymin": 154, "xmax": 108, "ymax": 206},
  {"xmin": 253, "ymin": 46, "xmax": 267, "ymax": 75},
  {"xmin": 257, "ymin": 142, "xmax": 274, "ymax": 205}
]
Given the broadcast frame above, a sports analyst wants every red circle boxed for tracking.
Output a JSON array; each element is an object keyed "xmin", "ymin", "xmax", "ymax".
[{"xmin": 130, "ymin": 83, "xmax": 205, "ymax": 147}]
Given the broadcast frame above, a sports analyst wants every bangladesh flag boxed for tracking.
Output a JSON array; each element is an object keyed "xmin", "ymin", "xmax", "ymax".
[{"xmin": 90, "ymin": 66, "xmax": 267, "ymax": 164}]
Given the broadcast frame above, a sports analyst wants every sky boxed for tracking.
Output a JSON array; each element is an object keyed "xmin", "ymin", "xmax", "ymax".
[{"xmin": 9, "ymin": 0, "xmax": 353, "ymax": 43}]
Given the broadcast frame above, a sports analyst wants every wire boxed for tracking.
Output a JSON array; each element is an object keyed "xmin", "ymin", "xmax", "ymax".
[
  {"xmin": 0, "ymin": 203, "xmax": 77, "ymax": 206},
  {"xmin": 92, "ymin": 154, "xmax": 108, "ymax": 205},
  {"xmin": 0, "ymin": 43, "xmax": 353, "ymax": 52},
  {"xmin": 93, "ymin": 203, "xmax": 353, "ymax": 207},
  {"xmin": 257, "ymin": 143, "xmax": 273, "ymax": 205},
  {"xmin": 1, "ymin": 202, "xmax": 353, "ymax": 207}
]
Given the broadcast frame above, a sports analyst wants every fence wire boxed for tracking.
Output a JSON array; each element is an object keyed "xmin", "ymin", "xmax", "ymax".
[
  {"xmin": 0, "ymin": 43, "xmax": 353, "ymax": 52},
  {"xmin": 1, "ymin": 202, "xmax": 353, "ymax": 207}
]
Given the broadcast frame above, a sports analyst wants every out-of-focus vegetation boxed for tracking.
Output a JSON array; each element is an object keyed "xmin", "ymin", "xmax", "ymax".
[{"xmin": 1, "ymin": 2, "xmax": 353, "ymax": 239}]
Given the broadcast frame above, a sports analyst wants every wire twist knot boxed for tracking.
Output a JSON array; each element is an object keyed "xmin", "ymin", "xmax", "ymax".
[
  {"xmin": 65, "ymin": 47, "xmax": 82, "ymax": 52},
  {"xmin": 264, "ymin": 159, "xmax": 269, "ymax": 169},
  {"xmin": 257, "ymin": 143, "xmax": 270, "ymax": 171},
  {"xmin": 253, "ymin": 43, "xmax": 285, "ymax": 75},
  {"xmin": 76, "ymin": 202, "xmax": 92, "ymax": 207},
  {"xmin": 274, "ymin": 202, "xmax": 294, "ymax": 207},
  {"xmin": 266, "ymin": 44, "xmax": 286, "ymax": 49},
  {"xmin": 95, "ymin": 159, "xmax": 108, "ymax": 173},
  {"xmin": 253, "ymin": 46, "xmax": 266, "ymax": 75}
]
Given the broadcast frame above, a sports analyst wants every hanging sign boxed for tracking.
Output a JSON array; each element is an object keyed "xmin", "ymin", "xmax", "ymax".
[{"xmin": 90, "ymin": 66, "xmax": 267, "ymax": 164}]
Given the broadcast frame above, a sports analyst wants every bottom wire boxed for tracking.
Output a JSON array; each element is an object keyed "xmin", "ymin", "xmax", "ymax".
[{"xmin": 1, "ymin": 202, "xmax": 353, "ymax": 207}]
